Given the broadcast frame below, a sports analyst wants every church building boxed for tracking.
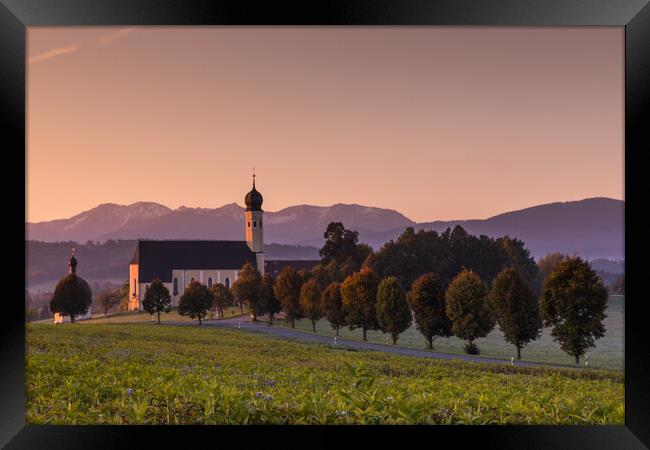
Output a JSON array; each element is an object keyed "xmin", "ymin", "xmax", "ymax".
[{"xmin": 127, "ymin": 177, "xmax": 266, "ymax": 310}]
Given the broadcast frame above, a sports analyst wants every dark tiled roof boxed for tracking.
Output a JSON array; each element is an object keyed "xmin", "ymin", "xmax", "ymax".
[
  {"xmin": 131, "ymin": 240, "xmax": 257, "ymax": 282},
  {"xmin": 264, "ymin": 259, "xmax": 320, "ymax": 277}
]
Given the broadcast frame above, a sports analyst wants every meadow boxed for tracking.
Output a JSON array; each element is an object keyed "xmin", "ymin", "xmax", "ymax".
[
  {"xmin": 268, "ymin": 295, "xmax": 624, "ymax": 370},
  {"xmin": 26, "ymin": 323, "xmax": 623, "ymax": 425}
]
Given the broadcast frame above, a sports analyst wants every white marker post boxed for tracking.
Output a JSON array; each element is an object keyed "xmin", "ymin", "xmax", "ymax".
[{"xmin": 510, "ymin": 356, "xmax": 514, "ymax": 366}]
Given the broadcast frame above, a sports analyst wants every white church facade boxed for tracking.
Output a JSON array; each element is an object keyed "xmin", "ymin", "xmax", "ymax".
[{"xmin": 127, "ymin": 177, "xmax": 266, "ymax": 311}]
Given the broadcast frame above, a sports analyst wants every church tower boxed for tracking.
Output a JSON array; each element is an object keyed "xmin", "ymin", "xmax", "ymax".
[{"xmin": 244, "ymin": 174, "xmax": 265, "ymax": 274}]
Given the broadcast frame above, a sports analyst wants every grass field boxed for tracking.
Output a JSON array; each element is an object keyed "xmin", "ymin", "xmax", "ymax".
[
  {"xmin": 26, "ymin": 323, "xmax": 623, "ymax": 425},
  {"xmin": 266, "ymin": 296, "xmax": 624, "ymax": 370}
]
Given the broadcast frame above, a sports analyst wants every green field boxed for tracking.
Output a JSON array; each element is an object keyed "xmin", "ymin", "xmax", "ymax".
[
  {"xmin": 26, "ymin": 323, "xmax": 623, "ymax": 425},
  {"xmin": 268, "ymin": 296, "xmax": 624, "ymax": 370}
]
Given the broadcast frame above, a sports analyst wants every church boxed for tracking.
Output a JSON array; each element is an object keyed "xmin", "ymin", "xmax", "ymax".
[{"xmin": 127, "ymin": 176, "xmax": 267, "ymax": 310}]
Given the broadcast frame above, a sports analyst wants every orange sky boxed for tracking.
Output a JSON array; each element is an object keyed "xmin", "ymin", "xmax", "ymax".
[{"xmin": 27, "ymin": 27, "xmax": 624, "ymax": 223}]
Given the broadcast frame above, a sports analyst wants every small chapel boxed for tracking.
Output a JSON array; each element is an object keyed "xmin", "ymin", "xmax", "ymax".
[{"xmin": 127, "ymin": 176, "xmax": 267, "ymax": 311}]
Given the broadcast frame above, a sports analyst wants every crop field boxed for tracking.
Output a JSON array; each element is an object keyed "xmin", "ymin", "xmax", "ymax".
[
  {"xmin": 268, "ymin": 296, "xmax": 624, "ymax": 370},
  {"xmin": 26, "ymin": 323, "xmax": 623, "ymax": 425}
]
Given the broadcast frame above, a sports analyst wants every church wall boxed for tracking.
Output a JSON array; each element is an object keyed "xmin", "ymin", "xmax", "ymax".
[{"xmin": 129, "ymin": 264, "xmax": 139, "ymax": 311}]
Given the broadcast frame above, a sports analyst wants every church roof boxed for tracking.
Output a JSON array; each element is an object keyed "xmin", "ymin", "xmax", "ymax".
[{"xmin": 131, "ymin": 240, "xmax": 257, "ymax": 282}]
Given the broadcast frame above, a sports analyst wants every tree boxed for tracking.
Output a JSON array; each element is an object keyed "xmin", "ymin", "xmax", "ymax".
[
  {"xmin": 340, "ymin": 268, "xmax": 380, "ymax": 341},
  {"xmin": 376, "ymin": 277, "xmax": 412, "ymax": 344},
  {"xmin": 231, "ymin": 262, "xmax": 263, "ymax": 321},
  {"xmin": 50, "ymin": 274, "xmax": 92, "ymax": 323},
  {"xmin": 142, "ymin": 278, "xmax": 172, "ymax": 324},
  {"xmin": 321, "ymin": 282, "xmax": 347, "ymax": 336},
  {"xmin": 445, "ymin": 269, "xmax": 495, "ymax": 354},
  {"xmin": 488, "ymin": 268, "xmax": 542, "ymax": 359},
  {"xmin": 496, "ymin": 236, "xmax": 539, "ymax": 292},
  {"xmin": 319, "ymin": 222, "xmax": 373, "ymax": 277},
  {"xmin": 299, "ymin": 279, "xmax": 322, "ymax": 332},
  {"xmin": 178, "ymin": 281, "xmax": 213, "ymax": 325},
  {"xmin": 408, "ymin": 273, "xmax": 452, "ymax": 349},
  {"xmin": 97, "ymin": 288, "xmax": 123, "ymax": 317},
  {"xmin": 537, "ymin": 252, "xmax": 567, "ymax": 289},
  {"xmin": 209, "ymin": 283, "xmax": 234, "ymax": 319},
  {"xmin": 273, "ymin": 266, "xmax": 303, "ymax": 328},
  {"xmin": 540, "ymin": 257, "xmax": 608, "ymax": 365},
  {"xmin": 118, "ymin": 280, "xmax": 131, "ymax": 311},
  {"xmin": 260, "ymin": 274, "xmax": 281, "ymax": 324}
]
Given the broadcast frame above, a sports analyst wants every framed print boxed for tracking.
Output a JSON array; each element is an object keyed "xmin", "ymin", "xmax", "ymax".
[{"xmin": 2, "ymin": 0, "xmax": 649, "ymax": 448}]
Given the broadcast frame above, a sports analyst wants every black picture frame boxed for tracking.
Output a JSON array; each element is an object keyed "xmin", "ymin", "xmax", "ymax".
[{"xmin": 2, "ymin": 0, "xmax": 648, "ymax": 448}]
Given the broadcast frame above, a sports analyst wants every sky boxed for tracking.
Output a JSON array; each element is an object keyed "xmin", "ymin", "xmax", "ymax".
[{"xmin": 27, "ymin": 27, "xmax": 624, "ymax": 223}]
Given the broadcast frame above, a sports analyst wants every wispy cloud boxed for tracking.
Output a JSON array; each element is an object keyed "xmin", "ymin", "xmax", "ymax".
[
  {"xmin": 100, "ymin": 28, "xmax": 137, "ymax": 45},
  {"xmin": 28, "ymin": 45, "xmax": 81, "ymax": 65}
]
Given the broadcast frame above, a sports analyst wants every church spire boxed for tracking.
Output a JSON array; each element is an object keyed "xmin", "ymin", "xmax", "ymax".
[{"xmin": 68, "ymin": 247, "xmax": 78, "ymax": 275}]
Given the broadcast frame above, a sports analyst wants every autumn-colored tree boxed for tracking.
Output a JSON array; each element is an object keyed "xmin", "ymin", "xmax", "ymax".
[
  {"xmin": 231, "ymin": 262, "xmax": 263, "ymax": 321},
  {"xmin": 209, "ymin": 282, "xmax": 234, "ymax": 319},
  {"xmin": 273, "ymin": 266, "xmax": 304, "ymax": 328},
  {"xmin": 320, "ymin": 282, "xmax": 347, "ymax": 336},
  {"xmin": 376, "ymin": 277, "xmax": 412, "ymax": 344},
  {"xmin": 408, "ymin": 273, "xmax": 452, "ymax": 349},
  {"xmin": 50, "ymin": 274, "xmax": 92, "ymax": 323},
  {"xmin": 540, "ymin": 257, "xmax": 608, "ymax": 365},
  {"xmin": 260, "ymin": 273, "xmax": 282, "ymax": 324},
  {"xmin": 445, "ymin": 269, "xmax": 495, "ymax": 354},
  {"xmin": 488, "ymin": 268, "xmax": 542, "ymax": 359},
  {"xmin": 300, "ymin": 279, "xmax": 322, "ymax": 332},
  {"xmin": 340, "ymin": 268, "xmax": 380, "ymax": 341},
  {"xmin": 178, "ymin": 281, "xmax": 213, "ymax": 325},
  {"xmin": 537, "ymin": 252, "xmax": 567, "ymax": 289},
  {"xmin": 142, "ymin": 278, "xmax": 172, "ymax": 324},
  {"xmin": 97, "ymin": 288, "xmax": 123, "ymax": 317}
]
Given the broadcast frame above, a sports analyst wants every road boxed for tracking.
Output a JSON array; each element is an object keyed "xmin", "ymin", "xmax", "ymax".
[{"xmin": 163, "ymin": 316, "xmax": 567, "ymax": 368}]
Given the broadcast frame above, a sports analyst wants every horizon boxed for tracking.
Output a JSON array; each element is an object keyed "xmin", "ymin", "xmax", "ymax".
[
  {"xmin": 27, "ymin": 27, "xmax": 623, "ymax": 223},
  {"xmin": 28, "ymin": 195, "xmax": 623, "ymax": 225}
]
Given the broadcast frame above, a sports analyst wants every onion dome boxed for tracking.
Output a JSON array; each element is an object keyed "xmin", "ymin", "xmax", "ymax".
[{"xmin": 244, "ymin": 175, "xmax": 263, "ymax": 211}]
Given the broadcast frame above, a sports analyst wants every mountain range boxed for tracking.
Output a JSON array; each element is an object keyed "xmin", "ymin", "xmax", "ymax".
[{"xmin": 26, "ymin": 197, "xmax": 624, "ymax": 260}]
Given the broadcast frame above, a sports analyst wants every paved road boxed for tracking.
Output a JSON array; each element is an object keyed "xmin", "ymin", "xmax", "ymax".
[{"xmin": 162, "ymin": 317, "xmax": 569, "ymax": 368}]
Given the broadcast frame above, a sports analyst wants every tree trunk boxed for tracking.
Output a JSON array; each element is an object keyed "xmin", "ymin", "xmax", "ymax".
[
  {"xmin": 269, "ymin": 314, "xmax": 274, "ymax": 325},
  {"xmin": 362, "ymin": 327, "xmax": 367, "ymax": 341},
  {"xmin": 427, "ymin": 337, "xmax": 433, "ymax": 350},
  {"xmin": 239, "ymin": 302, "xmax": 244, "ymax": 315},
  {"xmin": 312, "ymin": 320, "xmax": 316, "ymax": 333},
  {"xmin": 157, "ymin": 310, "xmax": 161, "ymax": 324},
  {"xmin": 252, "ymin": 312, "xmax": 257, "ymax": 322},
  {"xmin": 335, "ymin": 325, "xmax": 340, "ymax": 337},
  {"xmin": 291, "ymin": 317, "xmax": 295, "ymax": 328},
  {"xmin": 219, "ymin": 307, "xmax": 224, "ymax": 319},
  {"xmin": 198, "ymin": 315, "xmax": 202, "ymax": 325},
  {"xmin": 516, "ymin": 345, "xmax": 522, "ymax": 360},
  {"xmin": 392, "ymin": 334, "xmax": 397, "ymax": 345},
  {"xmin": 575, "ymin": 354, "xmax": 580, "ymax": 365},
  {"xmin": 70, "ymin": 315, "xmax": 75, "ymax": 324}
]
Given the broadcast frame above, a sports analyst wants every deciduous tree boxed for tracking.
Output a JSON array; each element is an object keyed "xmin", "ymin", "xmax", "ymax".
[
  {"xmin": 540, "ymin": 257, "xmax": 608, "ymax": 365},
  {"xmin": 209, "ymin": 282, "xmax": 234, "ymax": 319},
  {"xmin": 260, "ymin": 274, "xmax": 281, "ymax": 324},
  {"xmin": 97, "ymin": 288, "xmax": 123, "ymax": 317},
  {"xmin": 273, "ymin": 267, "xmax": 303, "ymax": 328},
  {"xmin": 299, "ymin": 279, "xmax": 322, "ymax": 332},
  {"xmin": 49, "ymin": 274, "xmax": 92, "ymax": 323},
  {"xmin": 408, "ymin": 273, "xmax": 452, "ymax": 349},
  {"xmin": 340, "ymin": 268, "xmax": 380, "ymax": 341},
  {"xmin": 488, "ymin": 268, "xmax": 542, "ymax": 359},
  {"xmin": 445, "ymin": 269, "xmax": 495, "ymax": 354},
  {"xmin": 178, "ymin": 281, "xmax": 213, "ymax": 325},
  {"xmin": 232, "ymin": 262, "xmax": 263, "ymax": 321},
  {"xmin": 142, "ymin": 279, "xmax": 172, "ymax": 324},
  {"xmin": 376, "ymin": 277, "xmax": 412, "ymax": 344},
  {"xmin": 321, "ymin": 282, "xmax": 346, "ymax": 336}
]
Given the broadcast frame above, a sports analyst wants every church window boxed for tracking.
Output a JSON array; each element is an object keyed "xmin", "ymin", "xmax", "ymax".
[
  {"xmin": 248, "ymin": 221, "xmax": 251, "ymax": 227},
  {"xmin": 253, "ymin": 221, "xmax": 257, "ymax": 227},
  {"xmin": 208, "ymin": 277, "xmax": 213, "ymax": 288},
  {"xmin": 173, "ymin": 278, "xmax": 178, "ymax": 295},
  {"xmin": 225, "ymin": 278, "xmax": 230, "ymax": 289},
  {"xmin": 259, "ymin": 220, "xmax": 263, "ymax": 227}
]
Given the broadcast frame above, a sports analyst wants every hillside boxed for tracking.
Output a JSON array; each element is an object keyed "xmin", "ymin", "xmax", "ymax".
[{"xmin": 26, "ymin": 197, "xmax": 624, "ymax": 260}]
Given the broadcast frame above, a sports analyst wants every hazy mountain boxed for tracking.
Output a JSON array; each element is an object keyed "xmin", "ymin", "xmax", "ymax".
[
  {"xmin": 26, "ymin": 197, "xmax": 623, "ymax": 259},
  {"xmin": 353, "ymin": 197, "xmax": 624, "ymax": 260}
]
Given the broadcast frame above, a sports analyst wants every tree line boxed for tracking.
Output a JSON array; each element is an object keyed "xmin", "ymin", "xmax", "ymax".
[{"xmin": 47, "ymin": 222, "xmax": 610, "ymax": 365}]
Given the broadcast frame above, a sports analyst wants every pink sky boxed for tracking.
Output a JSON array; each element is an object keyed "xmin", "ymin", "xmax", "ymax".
[{"xmin": 27, "ymin": 27, "xmax": 623, "ymax": 223}]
